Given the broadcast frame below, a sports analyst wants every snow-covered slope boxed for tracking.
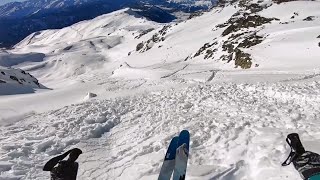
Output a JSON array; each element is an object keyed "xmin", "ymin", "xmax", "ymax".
[
  {"xmin": 128, "ymin": 0, "xmax": 320, "ymax": 71},
  {"xmin": 1, "ymin": 0, "xmax": 320, "ymax": 180},
  {"xmin": 13, "ymin": 8, "xmax": 159, "ymax": 84},
  {"xmin": 2, "ymin": 81, "xmax": 320, "ymax": 179}
]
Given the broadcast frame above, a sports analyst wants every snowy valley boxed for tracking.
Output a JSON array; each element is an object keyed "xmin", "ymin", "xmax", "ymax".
[{"xmin": 1, "ymin": 0, "xmax": 320, "ymax": 179}]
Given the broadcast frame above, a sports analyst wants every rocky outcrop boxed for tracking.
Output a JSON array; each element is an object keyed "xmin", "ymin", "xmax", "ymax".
[
  {"xmin": 0, "ymin": 67, "xmax": 41, "ymax": 88},
  {"xmin": 188, "ymin": 12, "xmax": 204, "ymax": 19},
  {"xmin": 135, "ymin": 28, "xmax": 155, "ymax": 39},
  {"xmin": 136, "ymin": 25, "xmax": 171, "ymax": 53},
  {"xmin": 189, "ymin": 1, "xmax": 276, "ymax": 69},
  {"xmin": 221, "ymin": 13, "xmax": 279, "ymax": 36},
  {"xmin": 234, "ymin": 49, "xmax": 252, "ymax": 69},
  {"xmin": 194, "ymin": 41, "xmax": 218, "ymax": 58},
  {"xmin": 136, "ymin": 43, "xmax": 144, "ymax": 51},
  {"xmin": 273, "ymin": 0, "xmax": 298, "ymax": 4},
  {"xmin": 303, "ymin": 16, "xmax": 315, "ymax": 21}
]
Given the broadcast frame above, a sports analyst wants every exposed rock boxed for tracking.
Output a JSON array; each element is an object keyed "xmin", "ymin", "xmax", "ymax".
[
  {"xmin": 303, "ymin": 16, "xmax": 315, "ymax": 21},
  {"xmin": 0, "ymin": 79, "xmax": 5, "ymax": 83},
  {"xmin": 33, "ymin": 81, "xmax": 40, "ymax": 87},
  {"xmin": 136, "ymin": 42, "xmax": 144, "ymax": 51},
  {"xmin": 318, "ymin": 42, "xmax": 320, "ymax": 47},
  {"xmin": 188, "ymin": 12, "xmax": 204, "ymax": 19},
  {"xmin": 1, "ymin": 71, "xmax": 5, "ymax": 75},
  {"xmin": 159, "ymin": 25, "xmax": 171, "ymax": 36},
  {"xmin": 220, "ymin": 54, "xmax": 233, "ymax": 62},
  {"xmin": 63, "ymin": 45, "xmax": 73, "ymax": 51},
  {"xmin": 229, "ymin": 32, "xmax": 246, "ymax": 40},
  {"xmin": 10, "ymin": 75, "xmax": 20, "ymax": 83},
  {"xmin": 239, "ymin": 1, "xmax": 265, "ymax": 13},
  {"xmin": 222, "ymin": 14, "xmax": 279, "ymax": 36},
  {"xmin": 216, "ymin": 23, "xmax": 228, "ymax": 28},
  {"xmin": 194, "ymin": 31, "xmax": 264, "ymax": 69},
  {"xmin": 317, "ymin": 35, "xmax": 320, "ymax": 38},
  {"xmin": 194, "ymin": 42, "xmax": 216, "ymax": 57},
  {"xmin": 217, "ymin": 0, "xmax": 238, "ymax": 7},
  {"xmin": 238, "ymin": 35, "xmax": 264, "ymax": 48},
  {"xmin": 234, "ymin": 49, "xmax": 252, "ymax": 69},
  {"xmin": 136, "ymin": 25, "xmax": 171, "ymax": 53},
  {"xmin": 204, "ymin": 49, "xmax": 217, "ymax": 59},
  {"xmin": 135, "ymin": 28, "xmax": 155, "ymax": 39},
  {"xmin": 193, "ymin": 0, "xmax": 276, "ymax": 69},
  {"xmin": 222, "ymin": 42, "xmax": 234, "ymax": 53},
  {"xmin": 145, "ymin": 40, "xmax": 154, "ymax": 51},
  {"xmin": 151, "ymin": 34, "xmax": 161, "ymax": 43},
  {"xmin": 246, "ymin": 3, "xmax": 264, "ymax": 13},
  {"xmin": 273, "ymin": 0, "xmax": 297, "ymax": 4}
]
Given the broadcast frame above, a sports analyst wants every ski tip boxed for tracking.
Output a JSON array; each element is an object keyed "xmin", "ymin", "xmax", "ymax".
[
  {"xmin": 171, "ymin": 136, "xmax": 179, "ymax": 142},
  {"xmin": 180, "ymin": 130, "xmax": 190, "ymax": 136}
]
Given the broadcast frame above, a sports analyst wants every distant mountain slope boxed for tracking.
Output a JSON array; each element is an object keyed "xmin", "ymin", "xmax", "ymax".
[
  {"xmin": 0, "ymin": 0, "xmax": 216, "ymax": 48},
  {"xmin": 11, "ymin": 0, "xmax": 319, "ymax": 74},
  {"xmin": 12, "ymin": 8, "xmax": 160, "ymax": 83}
]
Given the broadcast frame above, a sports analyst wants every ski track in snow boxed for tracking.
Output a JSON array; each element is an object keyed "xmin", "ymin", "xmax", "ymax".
[{"xmin": 1, "ymin": 80, "xmax": 320, "ymax": 180}]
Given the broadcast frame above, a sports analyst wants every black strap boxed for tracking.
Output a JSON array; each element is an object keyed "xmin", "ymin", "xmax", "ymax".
[
  {"xmin": 282, "ymin": 151, "xmax": 297, "ymax": 166},
  {"xmin": 282, "ymin": 136, "xmax": 297, "ymax": 166}
]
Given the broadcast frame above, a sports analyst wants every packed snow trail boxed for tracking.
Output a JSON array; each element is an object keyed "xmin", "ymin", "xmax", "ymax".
[{"xmin": 1, "ymin": 81, "xmax": 320, "ymax": 179}]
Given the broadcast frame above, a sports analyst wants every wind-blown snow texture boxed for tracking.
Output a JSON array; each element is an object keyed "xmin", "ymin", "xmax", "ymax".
[
  {"xmin": 1, "ymin": 81, "xmax": 320, "ymax": 179},
  {"xmin": 1, "ymin": 0, "xmax": 320, "ymax": 179}
]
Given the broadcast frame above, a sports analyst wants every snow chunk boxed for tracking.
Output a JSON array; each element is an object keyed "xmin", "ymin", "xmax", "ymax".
[
  {"xmin": 0, "ymin": 161, "xmax": 13, "ymax": 171},
  {"xmin": 83, "ymin": 92, "xmax": 97, "ymax": 101}
]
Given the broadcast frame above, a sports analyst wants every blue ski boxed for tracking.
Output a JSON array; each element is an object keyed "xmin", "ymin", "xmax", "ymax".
[
  {"xmin": 158, "ymin": 136, "xmax": 179, "ymax": 180},
  {"xmin": 173, "ymin": 130, "xmax": 190, "ymax": 180}
]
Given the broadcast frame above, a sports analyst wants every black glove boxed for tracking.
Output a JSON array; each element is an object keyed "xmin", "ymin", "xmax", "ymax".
[
  {"xmin": 43, "ymin": 148, "xmax": 77, "ymax": 171},
  {"xmin": 282, "ymin": 133, "xmax": 320, "ymax": 179}
]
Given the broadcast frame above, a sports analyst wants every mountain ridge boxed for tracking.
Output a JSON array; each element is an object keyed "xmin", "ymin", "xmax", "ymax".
[{"xmin": 0, "ymin": 0, "xmax": 216, "ymax": 48}]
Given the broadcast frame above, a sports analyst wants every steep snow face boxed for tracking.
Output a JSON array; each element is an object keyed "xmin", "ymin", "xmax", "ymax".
[
  {"xmin": 0, "ymin": 51, "xmax": 45, "ymax": 67},
  {"xmin": 15, "ymin": 9, "xmax": 157, "ymax": 49}
]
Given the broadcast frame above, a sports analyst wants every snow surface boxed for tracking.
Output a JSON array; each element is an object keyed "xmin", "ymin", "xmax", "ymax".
[{"xmin": 1, "ymin": 1, "xmax": 320, "ymax": 180}]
